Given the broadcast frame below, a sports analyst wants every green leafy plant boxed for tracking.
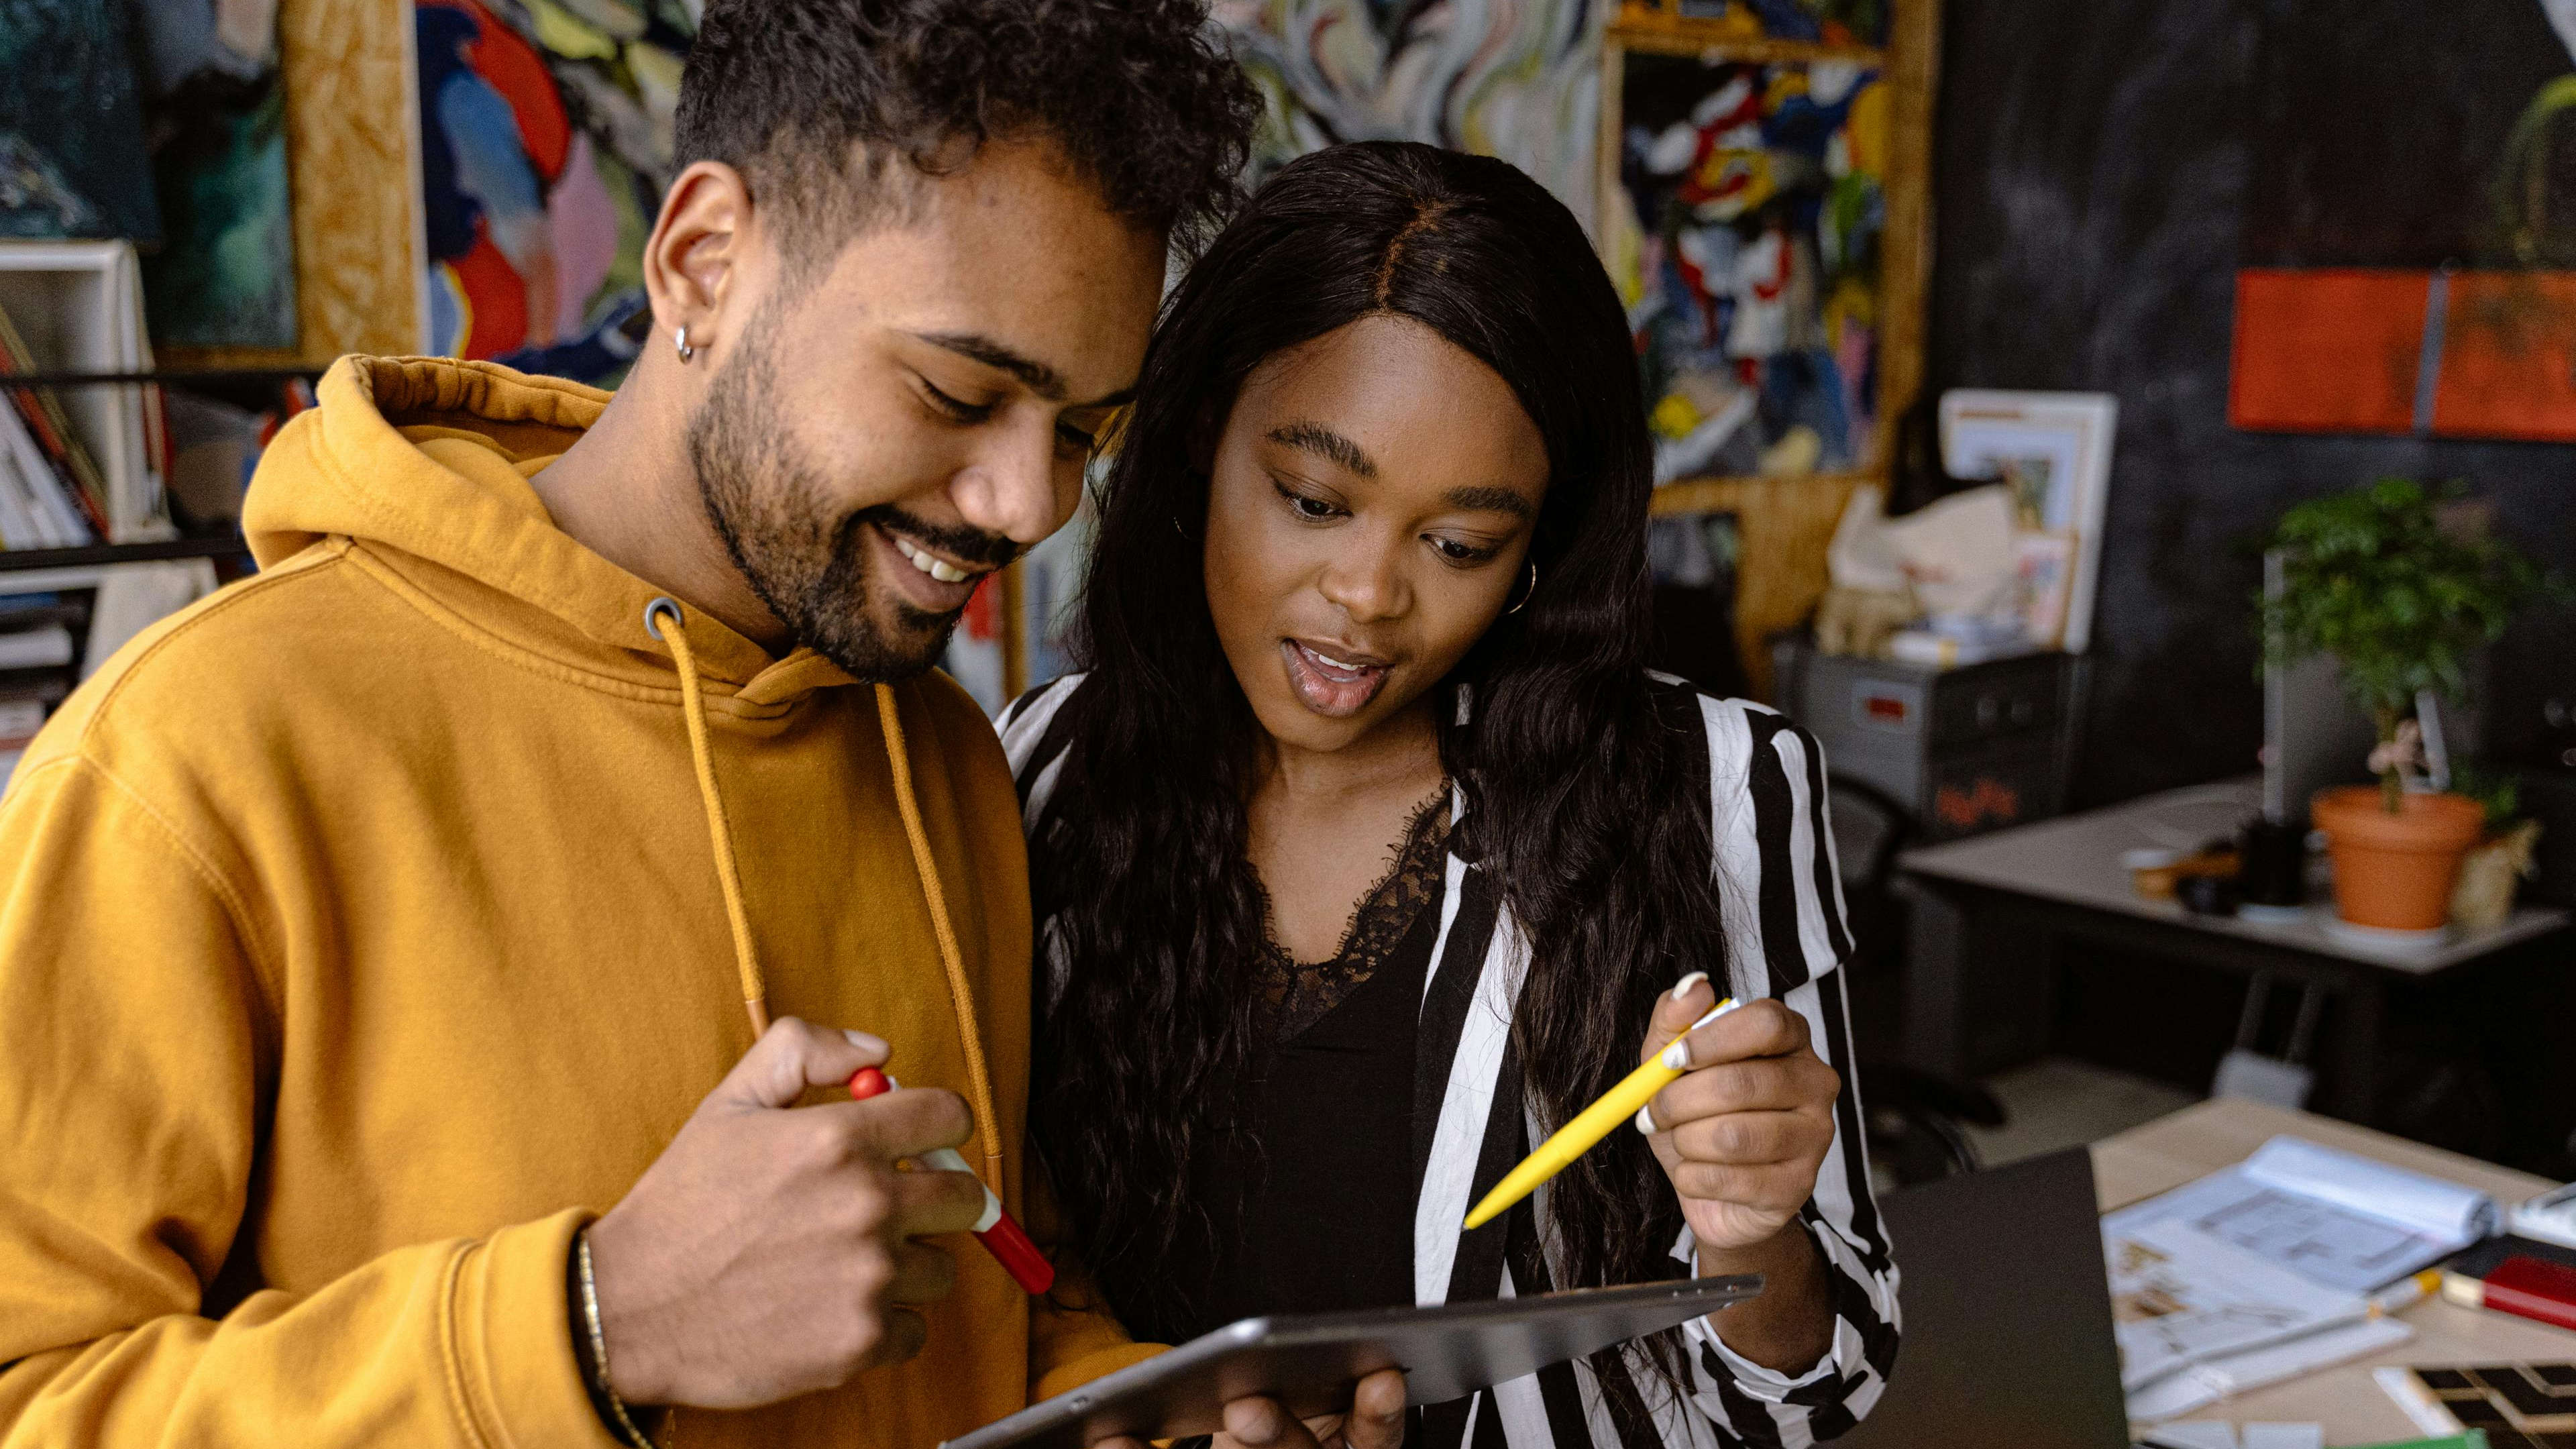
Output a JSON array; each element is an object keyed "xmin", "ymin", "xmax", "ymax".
[
  {"xmin": 2259, "ymin": 478, "xmax": 2553, "ymax": 812},
  {"xmin": 2450, "ymin": 762, "xmax": 2522, "ymax": 830}
]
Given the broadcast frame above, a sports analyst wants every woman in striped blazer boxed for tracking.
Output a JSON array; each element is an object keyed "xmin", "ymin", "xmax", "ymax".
[{"xmin": 1001, "ymin": 142, "xmax": 1897, "ymax": 1449}]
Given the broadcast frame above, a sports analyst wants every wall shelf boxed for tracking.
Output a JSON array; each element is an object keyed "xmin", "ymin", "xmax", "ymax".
[
  {"xmin": 0, "ymin": 536, "xmax": 248, "ymax": 575},
  {"xmin": 1, "ymin": 370, "xmax": 323, "ymax": 388}
]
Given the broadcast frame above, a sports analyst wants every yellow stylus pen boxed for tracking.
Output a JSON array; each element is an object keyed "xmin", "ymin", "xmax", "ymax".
[{"xmin": 1462, "ymin": 996, "xmax": 1741, "ymax": 1230}]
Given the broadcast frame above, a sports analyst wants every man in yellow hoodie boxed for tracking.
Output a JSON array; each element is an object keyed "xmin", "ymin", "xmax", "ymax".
[{"xmin": 0, "ymin": 3, "xmax": 1271, "ymax": 1446}]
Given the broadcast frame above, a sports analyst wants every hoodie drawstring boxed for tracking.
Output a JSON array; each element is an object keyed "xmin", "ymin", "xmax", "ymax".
[
  {"xmin": 871, "ymin": 685, "xmax": 1002, "ymax": 1185},
  {"xmin": 646, "ymin": 598, "xmax": 771, "ymax": 1038},
  {"xmin": 644, "ymin": 598, "xmax": 1003, "ymax": 1189}
]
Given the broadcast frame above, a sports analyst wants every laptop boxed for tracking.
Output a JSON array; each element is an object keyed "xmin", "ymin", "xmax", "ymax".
[{"xmin": 1839, "ymin": 1146, "xmax": 2130, "ymax": 1449}]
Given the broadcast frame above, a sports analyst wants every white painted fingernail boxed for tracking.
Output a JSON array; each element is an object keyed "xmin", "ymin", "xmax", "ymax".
[
  {"xmin": 1634, "ymin": 1102, "xmax": 1659, "ymax": 1135},
  {"xmin": 1670, "ymin": 971, "xmax": 1710, "ymax": 1003},
  {"xmin": 843, "ymin": 1029, "xmax": 887, "ymax": 1053},
  {"xmin": 1661, "ymin": 1038, "xmax": 1692, "ymax": 1071}
]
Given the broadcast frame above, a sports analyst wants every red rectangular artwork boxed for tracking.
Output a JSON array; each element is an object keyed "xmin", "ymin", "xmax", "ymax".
[
  {"xmin": 2229, "ymin": 269, "xmax": 2429, "ymax": 435},
  {"xmin": 2434, "ymin": 270, "xmax": 2576, "ymax": 440},
  {"xmin": 2232, "ymin": 267, "xmax": 2576, "ymax": 441}
]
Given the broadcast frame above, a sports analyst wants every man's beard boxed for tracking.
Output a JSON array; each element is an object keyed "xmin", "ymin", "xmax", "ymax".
[{"xmin": 684, "ymin": 331, "xmax": 1000, "ymax": 683}]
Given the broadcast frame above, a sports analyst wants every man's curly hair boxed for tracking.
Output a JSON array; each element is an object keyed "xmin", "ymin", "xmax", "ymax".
[{"xmin": 674, "ymin": 0, "xmax": 1256, "ymax": 268}]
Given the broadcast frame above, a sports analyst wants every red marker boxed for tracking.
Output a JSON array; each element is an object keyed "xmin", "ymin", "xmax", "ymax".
[{"xmin": 848, "ymin": 1067, "xmax": 1055, "ymax": 1295}]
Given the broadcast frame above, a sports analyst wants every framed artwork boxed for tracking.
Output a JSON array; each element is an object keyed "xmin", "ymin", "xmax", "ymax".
[
  {"xmin": 160, "ymin": 0, "xmax": 424, "ymax": 369},
  {"xmin": 0, "ymin": 0, "xmax": 158, "ymax": 242},
  {"xmin": 1937, "ymin": 388, "xmax": 2118, "ymax": 653},
  {"xmin": 137, "ymin": 0, "xmax": 299, "ymax": 349},
  {"xmin": 1611, "ymin": 51, "xmax": 1888, "ymax": 484},
  {"xmin": 1597, "ymin": 0, "xmax": 1942, "ymax": 697}
]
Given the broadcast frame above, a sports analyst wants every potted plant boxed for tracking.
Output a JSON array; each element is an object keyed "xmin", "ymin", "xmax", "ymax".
[{"xmin": 2259, "ymin": 478, "xmax": 2552, "ymax": 931}]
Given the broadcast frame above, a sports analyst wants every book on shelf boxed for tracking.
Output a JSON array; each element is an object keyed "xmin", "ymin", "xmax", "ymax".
[
  {"xmin": 0, "ymin": 655, "xmax": 74, "ymax": 790},
  {"xmin": 0, "ymin": 625, "xmax": 74, "ymax": 672},
  {"xmin": 0, "ymin": 303, "xmax": 111, "ymax": 538},
  {"xmin": 0, "ymin": 402, "xmax": 97, "ymax": 548},
  {"xmin": 0, "ymin": 241, "xmax": 174, "ymax": 544}
]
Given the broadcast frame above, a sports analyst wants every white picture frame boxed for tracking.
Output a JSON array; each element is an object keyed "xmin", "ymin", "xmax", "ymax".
[{"xmin": 1937, "ymin": 389, "xmax": 2119, "ymax": 653}]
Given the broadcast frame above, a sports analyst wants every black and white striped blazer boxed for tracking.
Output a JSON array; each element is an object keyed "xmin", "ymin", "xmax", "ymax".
[{"xmin": 997, "ymin": 672, "xmax": 1900, "ymax": 1449}]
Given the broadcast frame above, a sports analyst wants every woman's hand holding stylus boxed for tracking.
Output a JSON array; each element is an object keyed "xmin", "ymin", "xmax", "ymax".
[
  {"xmin": 1634, "ymin": 974, "xmax": 1841, "ymax": 1375},
  {"xmin": 1636, "ymin": 974, "xmax": 1840, "ymax": 1252}
]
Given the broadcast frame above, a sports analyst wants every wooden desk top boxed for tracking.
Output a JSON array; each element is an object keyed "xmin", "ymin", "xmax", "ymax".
[
  {"xmin": 1902, "ymin": 777, "xmax": 2569, "ymax": 974},
  {"xmin": 2092, "ymin": 1098, "xmax": 2573, "ymax": 1444}
]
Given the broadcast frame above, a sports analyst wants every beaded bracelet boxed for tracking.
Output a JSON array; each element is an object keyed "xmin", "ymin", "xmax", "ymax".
[{"xmin": 574, "ymin": 1228, "xmax": 664, "ymax": 1449}]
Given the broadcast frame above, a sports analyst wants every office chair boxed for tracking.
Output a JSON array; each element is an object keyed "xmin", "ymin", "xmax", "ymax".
[{"xmin": 1827, "ymin": 773, "xmax": 2007, "ymax": 1185}]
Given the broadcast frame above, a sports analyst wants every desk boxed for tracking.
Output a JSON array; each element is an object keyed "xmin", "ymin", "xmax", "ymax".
[
  {"xmin": 2096, "ymin": 1098, "xmax": 2576, "ymax": 1444},
  {"xmin": 1900, "ymin": 777, "xmax": 2571, "ymax": 1124}
]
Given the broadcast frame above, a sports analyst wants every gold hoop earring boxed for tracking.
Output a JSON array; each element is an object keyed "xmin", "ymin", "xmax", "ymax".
[
  {"xmin": 674, "ymin": 325, "xmax": 695, "ymax": 363},
  {"xmin": 1507, "ymin": 559, "xmax": 1538, "ymax": 614}
]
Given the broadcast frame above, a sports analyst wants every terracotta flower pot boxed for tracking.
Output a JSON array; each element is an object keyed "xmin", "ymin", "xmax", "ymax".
[{"xmin": 2312, "ymin": 786, "xmax": 2489, "ymax": 931}]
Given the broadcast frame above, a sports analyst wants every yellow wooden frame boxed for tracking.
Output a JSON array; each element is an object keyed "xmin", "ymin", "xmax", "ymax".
[
  {"xmin": 160, "ymin": 0, "xmax": 424, "ymax": 370},
  {"xmin": 1604, "ymin": 0, "xmax": 1941, "ymax": 695}
]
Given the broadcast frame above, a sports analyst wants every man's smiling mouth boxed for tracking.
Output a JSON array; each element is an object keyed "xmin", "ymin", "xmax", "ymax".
[{"xmin": 889, "ymin": 534, "xmax": 985, "ymax": 584}]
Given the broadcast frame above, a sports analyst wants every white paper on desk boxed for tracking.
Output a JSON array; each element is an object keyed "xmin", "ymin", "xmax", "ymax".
[
  {"xmin": 2100, "ymin": 1136, "xmax": 2500, "ymax": 1292},
  {"xmin": 2123, "ymin": 1313, "xmax": 2414, "ymax": 1421},
  {"xmin": 2108, "ymin": 1218, "xmax": 2369, "ymax": 1392}
]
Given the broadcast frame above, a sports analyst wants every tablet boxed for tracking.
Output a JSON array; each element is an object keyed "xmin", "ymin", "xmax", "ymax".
[{"xmin": 941, "ymin": 1276, "xmax": 1762, "ymax": 1449}]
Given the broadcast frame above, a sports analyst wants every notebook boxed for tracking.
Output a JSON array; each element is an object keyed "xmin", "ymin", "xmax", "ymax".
[{"xmin": 2101, "ymin": 1136, "xmax": 2501, "ymax": 1293}]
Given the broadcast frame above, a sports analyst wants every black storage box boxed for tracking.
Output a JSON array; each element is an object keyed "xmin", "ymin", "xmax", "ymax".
[{"xmin": 1771, "ymin": 633, "xmax": 2084, "ymax": 841}]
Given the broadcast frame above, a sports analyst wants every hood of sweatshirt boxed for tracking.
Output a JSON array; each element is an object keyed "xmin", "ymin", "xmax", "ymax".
[{"xmin": 246, "ymin": 355, "xmax": 855, "ymax": 708}]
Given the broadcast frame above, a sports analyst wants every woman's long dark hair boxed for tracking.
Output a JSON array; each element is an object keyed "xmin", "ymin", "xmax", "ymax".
[{"xmin": 1030, "ymin": 142, "xmax": 1729, "ymax": 1412}]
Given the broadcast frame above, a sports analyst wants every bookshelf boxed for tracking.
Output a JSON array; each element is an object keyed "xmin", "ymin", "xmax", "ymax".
[
  {"xmin": 0, "ymin": 367, "xmax": 305, "ymax": 575},
  {"xmin": 1602, "ymin": 0, "xmax": 1943, "ymax": 696}
]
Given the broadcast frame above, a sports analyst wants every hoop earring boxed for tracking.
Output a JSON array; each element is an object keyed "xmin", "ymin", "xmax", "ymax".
[
  {"xmin": 1507, "ymin": 559, "xmax": 1538, "ymax": 614},
  {"xmin": 674, "ymin": 325, "xmax": 695, "ymax": 364}
]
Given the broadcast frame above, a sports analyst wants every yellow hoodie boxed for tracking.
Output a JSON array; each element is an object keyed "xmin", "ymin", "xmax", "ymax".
[{"xmin": 0, "ymin": 358, "xmax": 1150, "ymax": 1448}]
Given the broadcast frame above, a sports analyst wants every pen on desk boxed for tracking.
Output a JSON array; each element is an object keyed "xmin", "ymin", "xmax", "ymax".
[
  {"xmin": 2367, "ymin": 1268, "xmax": 2438, "ymax": 1318},
  {"xmin": 1462, "ymin": 996, "xmax": 1742, "ymax": 1232},
  {"xmin": 847, "ymin": 1067, "xmax": 1056, "ymax": 1295}
]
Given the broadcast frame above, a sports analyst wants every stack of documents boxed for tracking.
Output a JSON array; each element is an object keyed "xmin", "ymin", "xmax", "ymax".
[{"xmin": 2105, "ymin": 1136, "xmax": 2501, "ymax": 1421}]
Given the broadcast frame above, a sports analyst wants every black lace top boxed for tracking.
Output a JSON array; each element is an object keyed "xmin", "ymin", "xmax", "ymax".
[
  {"xmin": 1249, "ymin": 794, "xmax": 1452, "ymax": 1044},
  {"xmin": 1132, "ymin": 792, "xmax": 1453, "ymax": 1347}
]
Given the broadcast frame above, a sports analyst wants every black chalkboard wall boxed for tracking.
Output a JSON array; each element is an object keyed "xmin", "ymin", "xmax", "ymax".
[{"xmin": 1929, "ymin": 0, "xmax": 2576, "ymax": 807}]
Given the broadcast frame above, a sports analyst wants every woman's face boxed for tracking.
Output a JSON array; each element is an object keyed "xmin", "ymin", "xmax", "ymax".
[{"xmin": 1203, "ymin": 314, "xmax": 1550, "ymax": 756}]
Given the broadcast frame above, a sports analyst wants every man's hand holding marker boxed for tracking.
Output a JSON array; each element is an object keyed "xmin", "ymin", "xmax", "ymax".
[
  {"xmin": 585, "ymin": 1019, "xmax": 987, "ymax": 1409},
  {"xmin": 845, "ymin": 1066, "xmax": 1055, "ymax": 1293}
]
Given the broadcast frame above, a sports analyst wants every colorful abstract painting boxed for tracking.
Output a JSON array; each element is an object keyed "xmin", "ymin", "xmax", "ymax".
[
  {"xmin": 1211, "ymin": 0, "xmax": 1609, "ymax": 228},
  {"xmin": 416, "ymin": 0, "xmax": 692, "ymax": 386},
  {"xmin": 0, "ymin": 0, "xmax": 158, "ymax": 241},
  {"xmin": 1615, "ymin": 53, "xmax": 1888, "ymax": 481},
  {"xmin": 136, "ymin": 0, "xmax": 297, "ymax": 348}
]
